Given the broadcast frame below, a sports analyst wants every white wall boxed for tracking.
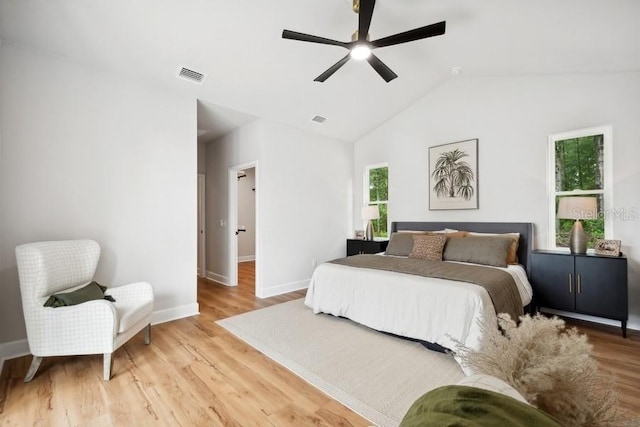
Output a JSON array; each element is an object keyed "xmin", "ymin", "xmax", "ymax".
[
  {"xmin": 0, "ymin": 43, "xmax": 199, "ymax": 349},
  {"xmin": 204, "ymin": 119, "xmax": 353, "ymax": 297},
  {"xmin": 237, "ymin": 167, "xmax": 256, "ymax": 261},
  {"xmin": 204, "ymin": 120, "xmax": 262, "ymax": 283},
  {"xmin": 258, "ymin": 120, "xmax": 353, "ymax": 297},
  {"xmin": 354, "ymin": 72, "xmax": 640, "ymax": 329}
]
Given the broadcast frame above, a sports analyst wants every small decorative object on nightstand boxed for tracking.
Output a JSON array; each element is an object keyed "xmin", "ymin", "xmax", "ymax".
[
  {"xmin": 346, "ymin": 239, "xmax": 388, "ymax": 256},
  {"xmin": 594, "ymin": 239, "xmax": 621, "ymax": 256},
  {"xmin": 530, "ymin": 249, "xmax": 628, "ymax": 337}
]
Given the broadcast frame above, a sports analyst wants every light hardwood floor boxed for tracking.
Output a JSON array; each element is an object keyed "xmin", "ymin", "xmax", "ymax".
[{"xmin": 1, "ymin": 261, "xmax": 639, "ymax": 425}]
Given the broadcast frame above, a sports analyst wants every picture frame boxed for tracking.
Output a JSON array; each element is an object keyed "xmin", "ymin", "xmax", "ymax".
[
  {"xmin": 429, "ymin": 139, "xmax": 478, "ymax": 210},
  {"xmin": 353, "ymin": 230, "xmax": 365, "ymax": 240},
  {"xmin": 594, "ymin": 239, "xmax": 621, "ymax": 256}
]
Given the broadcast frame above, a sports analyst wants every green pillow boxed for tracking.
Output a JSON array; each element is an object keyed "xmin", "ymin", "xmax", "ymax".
[
  {"xmin": 44, "ymin": 281, "xmax": 115, "ymax": 308},
  {"xmin": 400, "ymin": 385, "xmax": 562, "ymax": 427},
  {"xmin": 443, "ymin": 235, "xmax": 513, "ymax": 267},
  {"xmin": 385, "ymin": 232, "xmax": 417, "ymax": 256}
]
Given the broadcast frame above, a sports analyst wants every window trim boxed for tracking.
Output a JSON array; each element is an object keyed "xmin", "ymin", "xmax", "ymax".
[
  {"xmin": 364, "ymin": 163, "xmax": 389, "ymax": 238},
  {"xmin": 547, "ymin": 125, "xmax": 613, "ymax": 250}
]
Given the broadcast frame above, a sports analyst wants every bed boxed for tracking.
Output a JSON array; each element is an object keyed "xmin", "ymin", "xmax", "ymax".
[{"xmin": 304, "ymin": 221, "xmax": 534, "ymax": 353}]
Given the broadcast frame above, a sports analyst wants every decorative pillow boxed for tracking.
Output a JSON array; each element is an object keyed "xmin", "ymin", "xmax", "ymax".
[
  {"xmin": 44, "ymin": 281, "xmax": 115, "ymax": 308},
  {"xmin": 401, "ymin": 229, "xmax": 468, "ymax": 238},
  {"xmin": 457, "ymin": 374, "xmax": 528, "ymax": 404},
  {"xmin": 399, "ymin": 385, "xmax": 562, "ymax": 427},
  {"xmin": 386, "ymin": 232, "xmax": 417, "ymax": 256},
  {"xmin": 439, "ymin": 230, "xmax": 468, "ymax": 238},
  {"xmin": 443, "ymin": 235, "xmax": 513, "ymax": 267},
  {"xmin": 409, "ymin": 234, "xmax": 448, "ymax": 261},
  {"xmin": 424, "ymin": 232, "xmax": 469, "ymax": 237},
  {"xmin": 467, "ymin": 232, "xmax": 520, "ymax": 264}
]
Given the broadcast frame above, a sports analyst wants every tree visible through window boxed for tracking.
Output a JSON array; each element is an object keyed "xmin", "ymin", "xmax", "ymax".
[
  {"xmin": 549, "ymin": 126, "xmax": 612, "ymax": 249},
  {"xmin": 366, "ymin": 165, "xmax": 388, "ymax": 238}
]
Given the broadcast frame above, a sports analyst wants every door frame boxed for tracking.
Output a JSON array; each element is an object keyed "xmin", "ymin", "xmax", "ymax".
[
  {"xmin": 197, "ymin": 173, "xmax": 206, "ymax": 277},
  {"xmin": 228, "ymin": 161, "xmax": 259, "ymax": 294}
]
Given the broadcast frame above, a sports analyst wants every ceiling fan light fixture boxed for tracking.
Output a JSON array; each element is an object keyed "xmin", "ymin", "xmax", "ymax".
[
  {"xmin": 282, "ymin": 0, "xmax": 446, "ymax": 82},
  {"xmin": 350, "ymin": 44, "xmax": 371, "ymax": 60}
]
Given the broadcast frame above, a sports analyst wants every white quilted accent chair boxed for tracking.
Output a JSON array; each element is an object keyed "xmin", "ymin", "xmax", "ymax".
[{"xmin": 15, "ymin": 240, "xmax": 154, "ymax": 382}]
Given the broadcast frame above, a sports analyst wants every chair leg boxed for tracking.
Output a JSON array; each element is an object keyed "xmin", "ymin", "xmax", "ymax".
[
  {"xmin": 144, "ymin": 323, "xmax": 151, "ymax": 345},
  {"xmin": 103, "ymin": 353, "xmax": 113, "ymax": 381},
  {"xmin": 24, "ymin": 356, "xmax": 43, "ymax": 383}
]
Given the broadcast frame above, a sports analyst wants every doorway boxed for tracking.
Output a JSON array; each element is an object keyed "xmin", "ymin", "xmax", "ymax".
[{"xmin": 228, "ymin": 161, "xmax": 259, "ymax": 295}]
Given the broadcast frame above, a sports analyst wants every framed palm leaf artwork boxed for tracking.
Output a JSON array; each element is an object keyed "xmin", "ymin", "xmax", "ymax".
[{"xmin": 429, "ymin": 139, "xmax": 478, "ymax": 210}]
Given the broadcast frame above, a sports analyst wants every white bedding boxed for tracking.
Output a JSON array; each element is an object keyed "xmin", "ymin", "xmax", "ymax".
[{"xmin": 304, "ymin": 258, "xmax": 532, "ymax": 352}]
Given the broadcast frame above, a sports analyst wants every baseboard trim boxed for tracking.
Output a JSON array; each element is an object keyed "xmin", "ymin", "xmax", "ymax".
[
  {"xmin": 205, "ymin": 271, "xmax": 231, "ymax": 286},
  {"xmin": 256, "ymin": 279, "xmax": 309, "ymax": 299},
  {"xmin": 152, "ymin": 303, "xmax": 200, "ymax": 325},
  {"xmin": 0, "ymin": 304, "xmax": 200, "ymax": 369},
  {"xmin": 238, "ymin": 255, "xmax": 256, "ymax": 263},
  {"xmin": 0, "ymin": 338, "xmax": 30, "ymax": 374},
  {"xmin": 540, "ymin": 308, "xmax": 639, "ymax": 332},
  {"xmin": 630, "ymin": 314, "xmax": 640, "ymax": 331}
]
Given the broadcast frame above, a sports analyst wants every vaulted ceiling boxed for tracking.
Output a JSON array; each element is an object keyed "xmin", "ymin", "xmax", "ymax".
[{"xmin": 1, "ymin": 0, "xmax": 639, "ymax": 142}]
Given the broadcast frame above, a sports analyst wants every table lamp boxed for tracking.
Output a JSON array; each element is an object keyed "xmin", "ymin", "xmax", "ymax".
[
  {"xmin": 361, "ymin": 205, "xmax": 380, "ymax": 241},
  {"xmin": 557, "ymin": 196, "xmax": 598, "ymax": 254}
]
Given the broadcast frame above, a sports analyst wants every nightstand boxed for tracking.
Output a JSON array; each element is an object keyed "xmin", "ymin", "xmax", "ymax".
[
  {"xmin": 346, "ymin": 239, "xmax": 389, "ymax": 256},
  {"xmin": 530, "ymin": 250, "xmax": 628, "ymax": 337}
]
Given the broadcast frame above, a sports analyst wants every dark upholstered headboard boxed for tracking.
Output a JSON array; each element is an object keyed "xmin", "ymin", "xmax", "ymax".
[{"xmin": 390, "ymin": 222, "xmax": 534, "ymax": 275}]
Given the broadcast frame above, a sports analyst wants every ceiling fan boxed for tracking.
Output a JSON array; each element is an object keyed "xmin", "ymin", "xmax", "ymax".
[{"xmin": 282, "ymin": 0, "xmax": 446, "ymax": 83}]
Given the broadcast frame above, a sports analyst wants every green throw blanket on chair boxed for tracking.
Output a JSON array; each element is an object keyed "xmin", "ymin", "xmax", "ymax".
[{"xmin": 44, "ymin": 281, "xmax": 115, "ymax": 307}]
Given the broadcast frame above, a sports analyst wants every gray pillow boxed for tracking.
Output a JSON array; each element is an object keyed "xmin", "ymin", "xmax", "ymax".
[
  {"xmin": 443, "ymin": 235, "xmax": 513, "ymax": 267},
  {"xmin": 385, "ymin": 232, "xmax": 416, "ymax": 256}
]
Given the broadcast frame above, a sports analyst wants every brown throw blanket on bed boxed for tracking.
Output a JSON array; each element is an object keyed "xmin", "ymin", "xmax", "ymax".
[{"xmin": 330, "ymin": 255, "xmax": 524, "ymax": 322}]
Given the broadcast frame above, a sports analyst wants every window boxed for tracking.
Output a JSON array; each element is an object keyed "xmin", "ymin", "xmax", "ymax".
[
  {"xmin": 548, "ymin": 126, "xmax": 612, "ymax": 250},
  {"xmin": 365, "ymin": 164, "xmax": 388, "ymax": 238}
]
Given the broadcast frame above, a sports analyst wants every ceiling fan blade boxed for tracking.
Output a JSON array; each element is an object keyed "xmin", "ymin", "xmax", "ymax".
[
  {"xmin": 366, "ymin": 53, "xmax": 398, "ymax": 82},
  {"xmin": 314, "ymin": 54, "xmax": 352, "ymax": 82},
  {"xmin": 370, "ymin": 21, "xmax": 446, "ymax": 48},
  {"xmin": 358, "ymin": 0, "xmax": 375, "ymax": 41},
  {"xmin": 282, "ymin": 30, "xmax": 348, "ymax": 48}
]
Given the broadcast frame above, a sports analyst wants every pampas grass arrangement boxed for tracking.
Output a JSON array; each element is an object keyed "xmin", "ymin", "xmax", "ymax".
[{"xmin": 455, "ymin": 313, "xmax": 637, "ymax": 427}]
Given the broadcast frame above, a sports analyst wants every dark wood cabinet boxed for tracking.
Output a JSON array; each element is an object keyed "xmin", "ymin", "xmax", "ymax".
[
  {"xmin": 346, "ymin": 239, "xmax": 389, "ymax": 256},
  {"xmin": 530, "ymin": 250, "xmax": 628, "ymax": 337}
]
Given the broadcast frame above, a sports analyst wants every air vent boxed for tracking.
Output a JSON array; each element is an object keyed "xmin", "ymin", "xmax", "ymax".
[
  {"xmin": 311, "ymin": 115, "xmax": 327, "ymax": 124},
  {"xmin": 177, "ymin": 66, "xmax": 206, "ymax": 84}
]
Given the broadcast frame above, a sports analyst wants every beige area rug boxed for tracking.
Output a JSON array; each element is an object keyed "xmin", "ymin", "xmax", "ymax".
[{"xmin": 216, "ymin": 298, "xmax": 464, "ymax": 427}]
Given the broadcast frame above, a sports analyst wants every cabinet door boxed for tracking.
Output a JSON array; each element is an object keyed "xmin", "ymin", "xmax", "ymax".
[
  {"xmin": 531, "ymin": 253, "xmax": 575, "ymax": 311},
  {"xmin": 575, "ymin": 257, "xmax": 628, "ymax": 320},
  {"xmin": 362, "ymin": 240, "xmax": 385, "ymax": 254},
  {"xmin": 346, "ymin": 240, "xmax": 363, "ymax": 256}
]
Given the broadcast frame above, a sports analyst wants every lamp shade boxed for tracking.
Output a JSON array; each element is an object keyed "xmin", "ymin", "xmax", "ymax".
[
  {"xmin": 361, "ymin": 205, "xmax": 380, "ymax": 221},
  {"xmin": 557, "ymin": 197, "xmax": 598, "ymax": 220}
]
